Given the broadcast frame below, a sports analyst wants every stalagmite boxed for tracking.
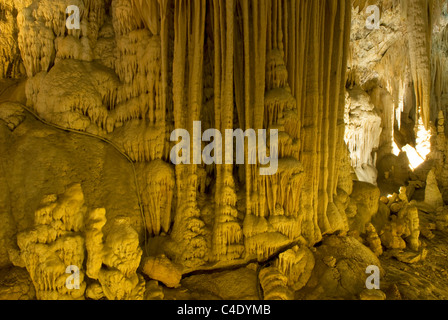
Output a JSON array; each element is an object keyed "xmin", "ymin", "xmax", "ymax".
[
  {"xmin": 345, "ymin": 86, "xmax": 382, "ymax": 185},
  {"xmin": 0, "ymin": 1, "xmax": 21, "ymax": 78},
  {"xmin": 348, "ymin": 181, "xmax": 380, "ymax": 234},
  {"xmin": 85, "ymin": 208, "xmax": 107, "ymax": 280},
  {"xmin": 274, "ymin": 245, "xmax": 315, "ymax": 291},
  {"xmin": 258, "ymin": 266, "xmax": 293, "ymax": 300},
  {"xmin": 406, "ymin": 0, "xmax": 443, "ymax": 129},
  {"xmin": 398, "ymin": 201, "xmax": 421, "ymax": 251},
  {"xmin": 97, "ymin": 217, "xmax": 145, "ymax": 300},
  {"xmin": 137, "ymin": 160, "xmax": 174, "ymax": 235}
]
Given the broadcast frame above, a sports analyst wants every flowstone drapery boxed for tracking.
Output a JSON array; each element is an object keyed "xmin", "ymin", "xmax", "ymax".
[{"xmin": 3, "ymin": 0, "xmax": 448, "ymax": 301}]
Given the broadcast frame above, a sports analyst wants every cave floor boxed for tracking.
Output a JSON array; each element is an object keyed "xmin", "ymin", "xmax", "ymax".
[
  {"xmin": 161, "ymin": 208, "xmax": 448, "ymax": 301},
  {"xmin": 379, "ymin": 212, "xmax": 448, "ymax": 300}
]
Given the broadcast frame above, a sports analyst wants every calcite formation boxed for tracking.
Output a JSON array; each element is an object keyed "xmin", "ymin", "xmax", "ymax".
[
  {"xmin": 95, "ymin": 217, "xmax": 146, "ymax": 300},
  {"xmin": 12, "ymin": 184, "xmax": 88, "ymax": 300},
  {"xmin": 345, "ymin": 86, "xmax": 382, "ymax": 185},
  {"xmin": 2, "ymin": 0, "xmax": 448, "ymax": 301},
  {"xmin": 425, "ymin": 168, "xmax": 444, "ymax": 209},
  {"xmin": 365, "ymin": 223, "xmax": 383, "ymax": 257}
]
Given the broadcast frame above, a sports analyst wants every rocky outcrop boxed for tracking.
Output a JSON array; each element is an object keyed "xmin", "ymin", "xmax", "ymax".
[
  {"xmin": 425, "ymin": 168, "xmax": 444, "ymax": 209},
  {"xmin": 12, "ymin": 184, "xmax": 89, "ymax": 300}
]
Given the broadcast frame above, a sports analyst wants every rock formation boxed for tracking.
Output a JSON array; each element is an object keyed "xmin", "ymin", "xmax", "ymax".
[
  {"xmin": 1, "ymin": 0, "xmax": 448, "ymax": 301},
  {"xmin": 12, "ymin": 183, "xmax": 88, "ymax": 300}
]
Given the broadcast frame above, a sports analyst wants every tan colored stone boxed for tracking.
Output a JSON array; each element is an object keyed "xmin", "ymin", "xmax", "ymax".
[
  {"xmin": 360, "ymin": 289, "xmax": 386, "ymax": 300},
  {"xmin": 142, "ymin": 255, "xmax": 183, "ymax": 288},
  {"xmin": 366, "ymin": 223, "xmax": 383, "ymax": 256},
  {"xmin": 425, "ymin": 169, "xmax": 444, "ymax": 210}
]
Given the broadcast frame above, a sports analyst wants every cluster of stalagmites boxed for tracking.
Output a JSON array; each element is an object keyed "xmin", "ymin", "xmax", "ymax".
[{"xmin": 7, "ymin": 184, "xmax": 146, "ymax": 300}]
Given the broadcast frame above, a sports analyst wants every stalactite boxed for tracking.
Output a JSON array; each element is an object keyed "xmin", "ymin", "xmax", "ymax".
[
  {"xmin": 14, "ymin": 184, "xmax": 88, "ymax": 300},
  {"xmin": 370, "ymin": 87, "xmax": 395, "ymax": 160},
  {"xmin": 406, "ymin": 0, "xmax": 444, "ymax": 129},
  {"xmin": 168, "ymin": 0, "xmax": 209, "ymax": 268},
  {"xmin": 8, "ymin": 0, "xmax": 360, "ymax": 280},
  {"xmin": 280, "ymin": 0, "xmax": 351, "ymax": 242},
  {"xmin": 233, "ymin": 0, "xmax": 268, "ymax": 221},
  {"xmin": 112, "ymin": 0, "xmax": 142, "ymax": 36},
  {"xmin": 431, "ymin": 12, "xmax": 448, "ymax": 126},
  {"xmin": 130, "ymin": 0, "xmax": 160, "ymax": 35}
]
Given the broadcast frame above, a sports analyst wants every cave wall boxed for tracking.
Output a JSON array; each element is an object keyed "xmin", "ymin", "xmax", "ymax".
[
  {"xmin": 347, "ymin": 0, "xmax": 447, "ymax": 189},
  {"xmin": 1, "ymin": 0, "xmax": 447, "ymax": 301}
]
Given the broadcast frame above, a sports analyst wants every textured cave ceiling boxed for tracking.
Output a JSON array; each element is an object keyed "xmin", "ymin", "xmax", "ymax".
[{"xmin": 1, "ymin": 0, "xmax": 448, "ymax": 301}]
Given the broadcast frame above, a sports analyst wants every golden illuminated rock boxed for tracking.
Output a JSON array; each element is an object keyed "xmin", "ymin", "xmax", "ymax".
[
  {"xmin": 425, "ymin": 168, "xmax": 444, "ymax": 210},
  {"xmin": 380, "ymin": 217, "xmax": 407, "ymax": 250},
  {"xmin": 359, "ymin": 289, "xmax": 386, "ymax": 301},
  {"xmin": 13, "ymin": 184, "xmax": 88, "ymax": 300},
  {"xmin": 1, "ymin": 0, "xmax": 448, "ymax": 301},
  {"xmin": 365, "ymin": 223, "xmax": 383, "ymax": 257},
  {"xmin": 258, "ymin": 266, "xmax": 294, "ymax": 300},
  {"xmin": 96, "ymin": 217, "xmax": 145, "ymax": 300},
  {"xmin": 142, "ymin": 255, "xmax": 182, "ymax": 288}
]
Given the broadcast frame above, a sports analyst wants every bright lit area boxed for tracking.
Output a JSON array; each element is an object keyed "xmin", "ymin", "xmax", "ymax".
[{"xmin": 395, "ymin": 111, "xmax": 432, "ymax": 171}]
